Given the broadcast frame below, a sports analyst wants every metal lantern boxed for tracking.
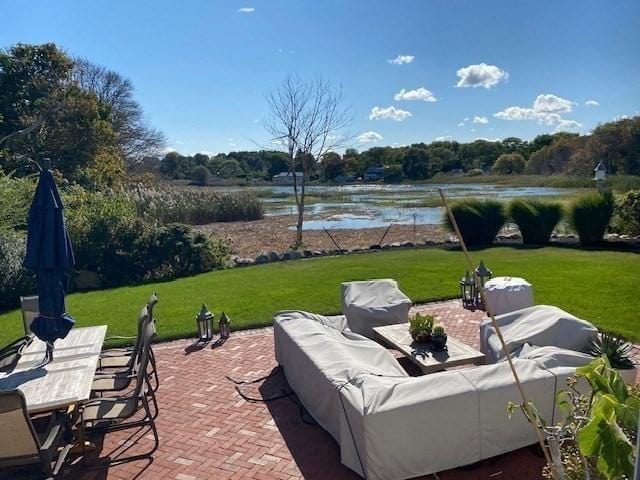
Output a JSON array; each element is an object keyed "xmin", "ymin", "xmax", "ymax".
[
  {"xmin": 196, "ymin": 303, "xmax": 214, "ymax": 341},
  {"xmin": 459, "ymin": 270, "xmax": 476, "ymax": 309},
  {"xmin": 474, "ymin": 260, "xmax": 492, "ymax": 308},
  {"xmin": 219, "ymin": 312, "xmax": 231, "ymax": 340}
]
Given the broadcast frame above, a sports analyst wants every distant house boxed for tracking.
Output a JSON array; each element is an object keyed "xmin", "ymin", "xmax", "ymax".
[
  {"xmin": 272, "ymin": 171, "xmax": 304, "ymax": 185},
  {"xmin": 364, "ymin": 166, "xmax": 385, "ymax": 182}
]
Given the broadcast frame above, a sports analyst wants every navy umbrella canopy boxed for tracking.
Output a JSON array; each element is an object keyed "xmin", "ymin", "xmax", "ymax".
[{"xmin": 23, "ymin": 166, "xmax": 76, "ymax": 357}]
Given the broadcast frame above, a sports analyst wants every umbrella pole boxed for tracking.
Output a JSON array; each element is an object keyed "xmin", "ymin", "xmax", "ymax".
[{"xmin": 438, "ymin": 188, "xmax": 558, "ymax": 479}]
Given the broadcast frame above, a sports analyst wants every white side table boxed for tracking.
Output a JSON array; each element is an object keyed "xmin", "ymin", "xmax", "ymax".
[{"xmin": 483, "ymin": 276, "xmax": 534, "ymax": 316}]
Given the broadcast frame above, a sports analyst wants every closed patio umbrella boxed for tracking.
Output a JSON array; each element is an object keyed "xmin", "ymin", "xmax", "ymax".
[{"xmin": 23, "ymin": 164, "xmax": 76, "ymax": 363}]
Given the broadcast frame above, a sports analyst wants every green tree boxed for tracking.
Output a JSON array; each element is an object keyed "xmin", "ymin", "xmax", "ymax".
[
  {"xmin": 492, "ymin": 153, "xmax": 526, "ymax": 175},
  {"xmin": 401, "ymin": 147, "xmax": 431, "ymax": 179},
  {"xmin": 320, "ymin": 151, "xmax": 344, "ymax": 180}
]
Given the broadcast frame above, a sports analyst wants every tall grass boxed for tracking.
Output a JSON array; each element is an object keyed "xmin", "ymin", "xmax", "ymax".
[
  {"xmin": 443, "ymin": 199, "xmax": 506, "ymax": 247},
  {"xmin": 569, "ymin": 191, "xmax": 615, "ymax": 245},
  {"xmin": 125, "ymin": 187, "xmax": 264, "ymax": 224},
  {"xmin": 508, "ymin": 199, "xmax": 564, "ymax": 244}
]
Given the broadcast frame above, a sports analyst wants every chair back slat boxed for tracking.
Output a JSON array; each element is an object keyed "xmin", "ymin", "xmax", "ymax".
[
  {"xmin": 148, "ymin": 293, "xmax": 158, "ymax": 322},
  {"xmin": 19, "ymin": 296, "xmax": 39, "ymax": 336},
  {"xmin": 133, "ymin": 318, "xmax": 157, "ymax": 398},
  {"xmin": 0, "ymin": 390, "xmax": 39, "ymax": 459}
]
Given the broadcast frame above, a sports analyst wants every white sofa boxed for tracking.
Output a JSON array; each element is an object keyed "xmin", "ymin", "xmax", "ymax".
[{"xmin": 274, "ymin": 308, "xmax": 597, "ymax": 480}]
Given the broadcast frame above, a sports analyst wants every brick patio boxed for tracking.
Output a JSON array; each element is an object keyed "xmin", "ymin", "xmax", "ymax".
[{"xmin": 5, "ymin": 300, "xmax": 639, "ymax": 480}]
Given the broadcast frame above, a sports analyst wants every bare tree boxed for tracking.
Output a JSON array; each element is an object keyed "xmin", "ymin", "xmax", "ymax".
[
  {"xmin": 73, "ymin": 58, "xmax": 166, "ymax": 164},
  {"xmin": 265, "ymin": 74, "xmax": 352, "ymax": 248}
]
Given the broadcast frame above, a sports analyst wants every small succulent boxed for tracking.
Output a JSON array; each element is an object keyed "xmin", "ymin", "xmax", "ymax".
[
  {"xmin": 588, "ymin": 332, "xmax": 635, "ymax": 370},
  {"xmin": 432, "ymin": 324, "xmax": 446, "ymax": 337},
  {"xmin": 409, "ymin": 313, "xmax": 434, "ymax": 342}
]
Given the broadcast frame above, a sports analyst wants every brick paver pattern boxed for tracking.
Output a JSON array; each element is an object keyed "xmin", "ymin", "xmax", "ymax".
[{"xmin": 5, "ymin": 300, "xmax": 639, "ymax": 480}]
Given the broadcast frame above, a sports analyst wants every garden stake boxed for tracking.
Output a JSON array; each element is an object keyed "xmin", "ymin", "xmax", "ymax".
[
  {"xmin": 438, "ymin": 188, "xmax": 558, "ymax": 479},
  {"xmin": 323, "ymin": 228, "xmax": 345, "ymax": 254},
  {"xmin": 378, "ymin": 223, "xmax": 393, "ymax": 245}
]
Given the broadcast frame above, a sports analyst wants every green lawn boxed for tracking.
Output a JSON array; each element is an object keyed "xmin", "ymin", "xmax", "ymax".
[{"xmin": 1, "ymin": 246, "xmax": 638, "ymax": 346}]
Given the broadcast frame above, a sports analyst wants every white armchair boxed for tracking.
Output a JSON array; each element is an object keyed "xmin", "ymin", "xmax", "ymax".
[{"xmin": 341, "ymin": 279, "xmax": 412, "ymax": 339}]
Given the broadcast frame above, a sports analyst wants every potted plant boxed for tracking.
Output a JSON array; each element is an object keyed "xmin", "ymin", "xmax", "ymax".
[
  {"xmin": 409, "ymin": 313, "xmax": 434, "ymax": 343},
  {"xmin": 588, "ymin": 332, "xmax": 637, "ymax": 384},
  {"xmin": 431, "ymin": 324, "xmax": 448, "ymax": 351}
]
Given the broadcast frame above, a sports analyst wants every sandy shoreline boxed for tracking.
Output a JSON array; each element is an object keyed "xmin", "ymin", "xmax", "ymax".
[{"xmin": 196, "ymin": 215, "xmax": 448, "ymax": 258}]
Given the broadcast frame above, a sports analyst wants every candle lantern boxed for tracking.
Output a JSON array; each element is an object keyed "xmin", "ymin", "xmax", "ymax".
[
  {"xmin": 459, "ymin": 270, "xmax": 476, "ymax": 309},
  {"xmin": 196, "ymin": 303, "xmax": 214, "ymax": 341},
  {"xmin": 474, "ymin": 260, "xmax": 493, "ymax": 309},
  {"xmin": 219, "ymin": 312, "xmax": 231, "ymax": 340}
]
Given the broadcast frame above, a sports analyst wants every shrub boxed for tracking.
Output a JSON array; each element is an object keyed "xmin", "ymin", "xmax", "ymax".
[
  {"xmin": 613, "ymin": 189, "xmax": 640, "ymax": 235},
  {"xmin": 0, "ymin": 231, "xmax": 35, "ymax": 310},
  {"xmin": 0, "ymin": 173, "xmax": 36, "ymax": 233},
  {"xmin": 126, "ymin": 187, "xmax": 264, "ymax": 224},
  {"xmin": 466, "ymin": 168, "xmax": 484, "ymax": 177},
  {"xmin": 64, "ymin": 188, "xmax": 231, "ymax": 286},
  {"xmin": 443, "ymin": 199, "xmax": 506, "ymax": 247},
  {"xmin": 191, "ymin": 165, "xmax": 211, "ymax": 186},
  {"xmin": 508, "ymin": 199, "xmax": 564, "ymax": 244},
  {"xmin": 569, "ymin": 190, "xmax": 615, "ymax": 245},
  {"xmin": 492, "ymin": 153, "xmax": 526, "ymax": 175}
]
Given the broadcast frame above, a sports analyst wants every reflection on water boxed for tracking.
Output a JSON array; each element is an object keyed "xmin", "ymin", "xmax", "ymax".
[{"xmin": 208, "ymin": 183, "xmax": 572, "ymax": 230}]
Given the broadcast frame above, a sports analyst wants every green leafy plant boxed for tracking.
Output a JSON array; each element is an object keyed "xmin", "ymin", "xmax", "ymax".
[
  {"xmin": 508, "ymin": 199, "xmax": 564, "ymax": 244},
  {"xmin": 443, "ymin": 199, "xmax": 506, "ymax": 247},
  {"xmin": 409, "ymin": 313, "xmax": 434, "ymax": 342},
  {"xmin": 613, "ymin": 189, "xmax": 640, "ymax": 236},
  {"xmin": 588, "ymin": 333, "xmax": 635, "ymax": 370},
  {"xmin": 511, "ymin": 356, "xmax": 639, "ymax": 480},
  {"xmin": 569, "ymin": 190, "xmax": 615, "ymax": 245}
]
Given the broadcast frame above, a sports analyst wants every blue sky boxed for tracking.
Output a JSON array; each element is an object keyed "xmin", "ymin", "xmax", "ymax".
[{"xmin": 3, "ymin": 0, "xmax": 639, "ymax": 155}]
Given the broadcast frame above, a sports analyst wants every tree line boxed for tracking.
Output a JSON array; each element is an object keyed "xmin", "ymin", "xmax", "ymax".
[
  {"xmin": 0, "ymin": 43, "xmax": 165, "ymax": 186},
  {"xmin": 158, "ymin": 116, "xmax": 640, "ymax": 183}
]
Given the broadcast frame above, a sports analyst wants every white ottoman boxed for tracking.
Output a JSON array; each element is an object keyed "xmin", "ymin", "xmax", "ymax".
[{"xmin": 483, "ymin": 276, "xmax": 534, "ymax": 316}]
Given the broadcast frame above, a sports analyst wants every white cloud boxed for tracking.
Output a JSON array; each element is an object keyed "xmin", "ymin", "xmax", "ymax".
[
  {"xmin": 162, "ymin": 147, "xmax": 178, "ymax": 154},
  {"xmin": 369, "ymin": 106, "xmax": 412, "ymax": 122},
  {"xmin": 456, "ymin": 63, "xmax": 509, "ymax": 89},
  {"xmin": 457, "ymin": 122, "xmax": 465, "ymax": 127},
  {"xmin": 475, "ymin": 137, "xmax": 501, "ymax": 142},
  {"xmin": 393, "ymin": 87, "xmax": 436, "ymax": 102},
  {"xmin": 585, "ymin": 100, "xmax": 600, "ymax": 107},
  {"xmin": 472, "ymin": 116, "xmax": 488, "ymax": 124},
  {"xmin": 237, "ymin": 7, "xmax": 255, "ymax": 13},
  {"xmin": 494, "ymin": 93, "xmax": 581, "ymax": 130},
  {"xmin": 388, "ymin": 54, "xmax": 415, "ymax": 65},
  {"xmin": 357, "ymin": 131, "xmax": 383, "ymax": 144},
  {"xmin": 434, "ymin": 136, "xmax": 453, "ymax": 142},
  {"xmin": 533, "ymin": 94, "xmax": 575, "ymax": 114}
]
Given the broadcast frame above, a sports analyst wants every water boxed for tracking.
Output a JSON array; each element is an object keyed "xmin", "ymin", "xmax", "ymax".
[{"xmin": 207, "ymin": 183, "xmax": 572, "ymax": 230}]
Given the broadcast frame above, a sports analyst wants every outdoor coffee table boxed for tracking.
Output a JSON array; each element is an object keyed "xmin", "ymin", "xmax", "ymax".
[{"xmin": 373, "ymin": 323, "xmax": 485, "ymax": 374}]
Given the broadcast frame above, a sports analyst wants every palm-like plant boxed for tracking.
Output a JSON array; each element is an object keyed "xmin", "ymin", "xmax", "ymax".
[{"xmin": 588, "ymin": 333, "xmax": 635, "ymax": 370}]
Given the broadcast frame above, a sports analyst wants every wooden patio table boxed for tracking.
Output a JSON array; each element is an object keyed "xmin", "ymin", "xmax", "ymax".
[{"xmin": 374, "ymin": 323, "xmax": 485, "ymax": 374}]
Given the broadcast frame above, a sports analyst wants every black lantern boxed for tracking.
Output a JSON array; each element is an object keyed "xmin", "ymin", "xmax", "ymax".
[
  {"xmin": 474, "ymin": 260, "xmax": 492, "ymax": 309},
  {"xmin": 459, "ymin": 270, "xmax": 476, "ymax": 309},
  {"xmin": 219, "ymin": 312, "xmax": 231, "ymax": 340},
  {"xmin": 196, "ymin": 303, "xmax": 214, "ymax": 341}
]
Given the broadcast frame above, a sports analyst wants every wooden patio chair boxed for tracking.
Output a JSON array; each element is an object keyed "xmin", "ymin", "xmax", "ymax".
[{"xmin": 0, "ymin": 390, "xmax": 73, "ymax": 479}]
